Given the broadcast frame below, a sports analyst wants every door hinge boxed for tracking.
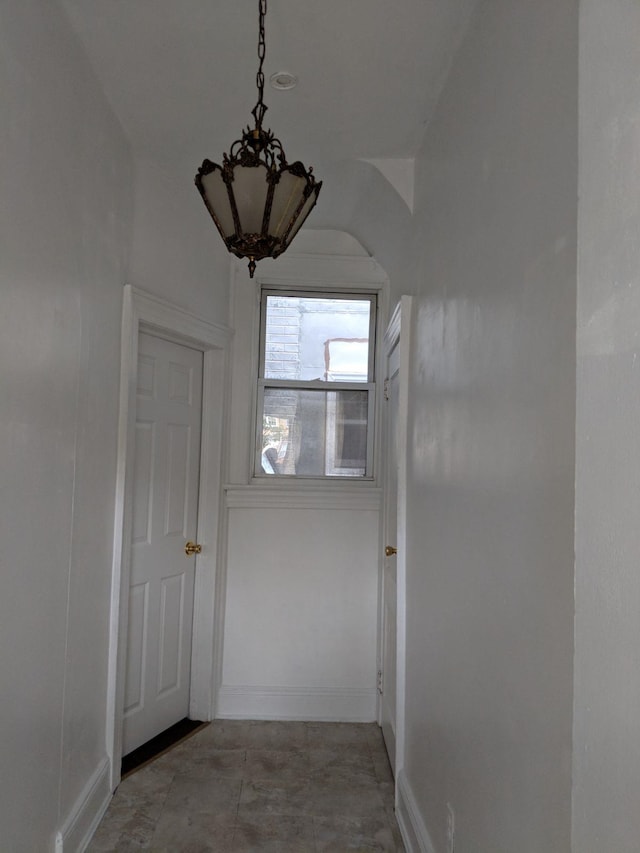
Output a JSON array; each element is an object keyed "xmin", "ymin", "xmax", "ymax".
[
  {"xmin": 383, "ymin": 378, "xmax": 390, "ymax": 401},
  {"xmin": 377, "ymin": 669, "xmax": 384, "ymax": 694}
]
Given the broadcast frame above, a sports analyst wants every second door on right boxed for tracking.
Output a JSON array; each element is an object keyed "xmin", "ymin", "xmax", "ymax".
[{"xmin": 381, "ymin": 337, "xmax": 400, "ymax": 770}]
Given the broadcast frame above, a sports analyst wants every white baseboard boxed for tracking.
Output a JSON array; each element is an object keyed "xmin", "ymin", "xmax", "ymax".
[
  {"xmin": 55, "ymin": 757, "xmax": 112, "ymax": 853},
  {"xmin": 216, "ymin": 685, "xmax": 377, "ymax": 722},
  {"xmin": 396, "ymin": 769, "xmax": 436, "ymax": 853}
]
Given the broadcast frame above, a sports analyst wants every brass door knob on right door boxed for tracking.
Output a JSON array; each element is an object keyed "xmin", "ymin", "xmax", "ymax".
[
  {"xmin": 385, "ymin": 545, "xmax": 397, "ymax": 557},
  {"xmin": 185, "ymin": 541, "xmax": 202, "ymax": 556}
]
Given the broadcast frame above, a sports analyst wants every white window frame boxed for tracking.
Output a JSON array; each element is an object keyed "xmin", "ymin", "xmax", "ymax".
[
  {"xmin": 224, "ymin": 252, "xmax": 388, "ymax": 490},
  {"xmin": 254, "ymin": 287, "xmax": 378, "ymax": 481}
]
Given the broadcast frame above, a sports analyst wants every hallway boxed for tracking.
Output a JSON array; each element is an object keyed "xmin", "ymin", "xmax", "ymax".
[{"xmin": 88, "ymin": 721, "xmax": 404, "ymax": 852}]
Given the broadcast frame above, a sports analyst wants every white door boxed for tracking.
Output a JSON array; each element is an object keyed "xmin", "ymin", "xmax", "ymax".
[
  {"xmin": 123, "ymin": 332, "xmax": 203, "ymax": 755},
  {"xmin": 381, "ymin": 339, "xmax": 400, "ymax": 770}
]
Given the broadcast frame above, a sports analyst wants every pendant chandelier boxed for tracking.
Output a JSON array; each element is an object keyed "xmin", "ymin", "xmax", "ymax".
[{"xmin": 195, "ymin": 0, "xmax": 322, "ymax": 278}]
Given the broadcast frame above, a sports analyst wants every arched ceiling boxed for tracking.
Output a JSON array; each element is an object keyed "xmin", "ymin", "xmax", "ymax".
[{"xmin": 59, "ymin": 0, "xmax": 478, "ymax": 181}]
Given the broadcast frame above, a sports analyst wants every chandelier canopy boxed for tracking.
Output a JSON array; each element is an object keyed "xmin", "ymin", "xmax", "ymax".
[{"xmin": 195, "ymin": 0, "xmax": 322, "ymax": 278}]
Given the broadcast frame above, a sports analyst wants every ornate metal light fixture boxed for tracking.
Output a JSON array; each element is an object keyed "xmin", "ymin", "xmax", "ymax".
[{"xmin": 195, "ymin": 0, "xmax": 322, "ymax": 278}]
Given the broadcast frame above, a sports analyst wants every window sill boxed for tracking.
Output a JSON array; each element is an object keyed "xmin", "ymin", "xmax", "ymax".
[{"xmin": 224, "ymin": 482, "xmax": 382, "ymax": 511}]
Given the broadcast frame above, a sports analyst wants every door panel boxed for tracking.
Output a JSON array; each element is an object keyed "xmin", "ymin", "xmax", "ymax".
[
  {"xmin": 124, "ymin": 582, "xmax": 148, "ymax": 713},
  {"xmin": 165, "ymin": 424, "xmax": 191, "ymax": 535},
  {"xmin": 158, "ymin": 573, "xmax": 185, "ymax": 695},
  {"xmin": 132, "ymin": 422, "xmax": 154, "ymax": 544},
  {"xmin": 123, "ymin": 332, "xmax": 203, "ymax": 755}
]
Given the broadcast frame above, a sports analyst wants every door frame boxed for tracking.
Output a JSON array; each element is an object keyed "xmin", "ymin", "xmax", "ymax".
[
  {"xmin": 107, "ymin": 285, "xmax": 231, "ymax": 790},
  {"xmin": 380, "ymin": 295, "xmax": 412, "ymax": 781}
]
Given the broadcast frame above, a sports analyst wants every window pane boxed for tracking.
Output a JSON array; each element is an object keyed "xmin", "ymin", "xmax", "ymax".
[
  {"xmin": 263, "ymin": 295, "xmax": 371, "ymax": 382},
  {"xmin": 260, "ymin": 387, "xmax": 368, "ymax": 477}
]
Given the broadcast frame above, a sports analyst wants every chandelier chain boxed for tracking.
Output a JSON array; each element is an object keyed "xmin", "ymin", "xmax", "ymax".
[
  {"xmin": 195, "ymin": 0, "xmax": 321, "ymax": 278},
  {"xmin": 253, "ymin": 0, "xmax": 268, "ymax": 130}
]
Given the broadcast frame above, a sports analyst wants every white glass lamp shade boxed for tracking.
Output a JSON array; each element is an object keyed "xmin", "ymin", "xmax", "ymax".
[
  {"xmin": 196, "ymin": 141, "xmax": 321, "ymax": 276},
  {"xmin": 279, "ymin": 176, "xmax": 321, "ymax": 249},
  {"xmin": 197, "ymin": 163, "xmax": 235, "ymax": 240},
  {"xmin": 269, "ymin": 164, "xmax": 322, "ymax": 250},
  {"xmin": 232, "ymin": 162, "xmax": 271, "ymax": 235}
]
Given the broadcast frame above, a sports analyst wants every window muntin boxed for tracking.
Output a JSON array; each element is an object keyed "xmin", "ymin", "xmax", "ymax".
[{"xmin": 256, "ymin": 291, "xmax": 376, "ymax": 479}]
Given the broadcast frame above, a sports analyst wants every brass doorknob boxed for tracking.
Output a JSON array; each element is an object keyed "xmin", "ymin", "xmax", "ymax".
[
  {"xmin": 385, "ymin": 545, "xmax": 397, "ymax": 557},
  {"xmin": 185, "ymin": 541, "xmax": 202, "ymax": 556}
]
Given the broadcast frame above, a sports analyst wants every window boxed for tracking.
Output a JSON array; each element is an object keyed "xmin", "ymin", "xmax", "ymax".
[{"xmin": 256, "ymin": 290, "xmax": 377, "ymax": 478}]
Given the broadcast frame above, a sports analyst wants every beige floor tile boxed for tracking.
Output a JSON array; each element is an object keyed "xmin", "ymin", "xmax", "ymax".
[
  {"xmin": 87, "ymin": 810, "xmax": 157, "ymax": 851},
  {"xmin": 168, "ymin": 750, "xmax": 248, "ymax": 781},
  {"xmin": 86, "ymin": 821, "xmax": 127, "ymax": 851},
  {"xmin": 238, "ymin": 777, "xmax": 309, "ymax": 817},
  {"xmin": 162, "ymin": 775, "xmax": 243, "ymax": 816},
  {"xmin": 239, "ymin": 776, "xmax": 384, "ymax": 821},
  {"xmin": 311, "ymin": 764, "xmax": 380, "ymax": 789},
  {"xmin": 378, "ymin": 781, "xmax": 395, "ymax": 808},
  {"xmin": 371, "ymin": 751, "xmax": 394, "ymax": 784},
  {"xmin": 307, "ymin": 747, "xmax": 376, "ymax": 778},
  {"xmin": 364, "ymin": 723, "xmax": 387, "ymax": 749},
  {"xmin": 300, "ymin": 777, "xmax": 386, "ymax": 820},
  {"xmin": 207, "ymin": 720, "xmax": 308, "ymax": 751},
  {"xmin": 232, "ymin": 813, "xmax": 316, "ymax": 853},
  {"xmin": 314, "ymin": 814, "xmax": 403, "ymax": 852},
  {"xmin": 150, "ymin": 810, "xmax": 237, "ymax": 852},
  {"xmin": 243, "ymin": 748, "xmax": 311, "ymax": 782},
  {"xmin": 114, "ymin": 764, "xmax": 174, "ymax": 821},
  {"xmin": 305, "ymin": 722, "xmax": 372, "ymax": 750},
  {"xmin": 88, "ymin": 721, "xmax": 405, "ymax": 852}
]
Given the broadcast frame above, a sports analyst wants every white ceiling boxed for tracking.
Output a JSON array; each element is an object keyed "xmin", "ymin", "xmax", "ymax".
[{"xmin": 59, "ymin": 0, "xmax": 477, "ymax": 181}]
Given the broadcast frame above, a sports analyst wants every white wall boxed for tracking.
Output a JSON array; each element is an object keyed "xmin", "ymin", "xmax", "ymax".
[
  {"xmin": 220, "ymin": 501, "xmax": 380, "ymax": 720},
  {"xmin": 573, "ymin": 3, "xmax": 640, "ymax": 851},
  {"xmin": 398, "ymin": 2, "xmax": 578, "ymax": 850},
  {"xmin": 130, "ymin": 159, "xmax": 230, "ymax": 323},
  {"xmin": 0, "ymin": 1, "xmax": 133, "ymax": 849}
]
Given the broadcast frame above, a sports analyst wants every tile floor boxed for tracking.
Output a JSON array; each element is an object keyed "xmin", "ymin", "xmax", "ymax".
[{"xmin": 88, "ymin": 720, "xmax": 406, "ymax": 852}]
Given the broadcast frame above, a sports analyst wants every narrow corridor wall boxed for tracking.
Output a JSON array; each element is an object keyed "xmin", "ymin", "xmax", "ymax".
[
  {"xmin": 400, "ymin": 1, "xmax": 578, "ymax": 849},
  {"xmin": 573, "ymin": 3, "xmax": 640, "ymax": 850},
  {"xmin": 0, "ymin": 0, "xmax": 133, "ymax": 848}
]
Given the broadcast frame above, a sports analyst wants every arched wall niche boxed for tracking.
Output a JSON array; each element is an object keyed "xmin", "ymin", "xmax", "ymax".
[{"xmin": 293, "ymin": 158, "xmax": 416, "ymax": 303}]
